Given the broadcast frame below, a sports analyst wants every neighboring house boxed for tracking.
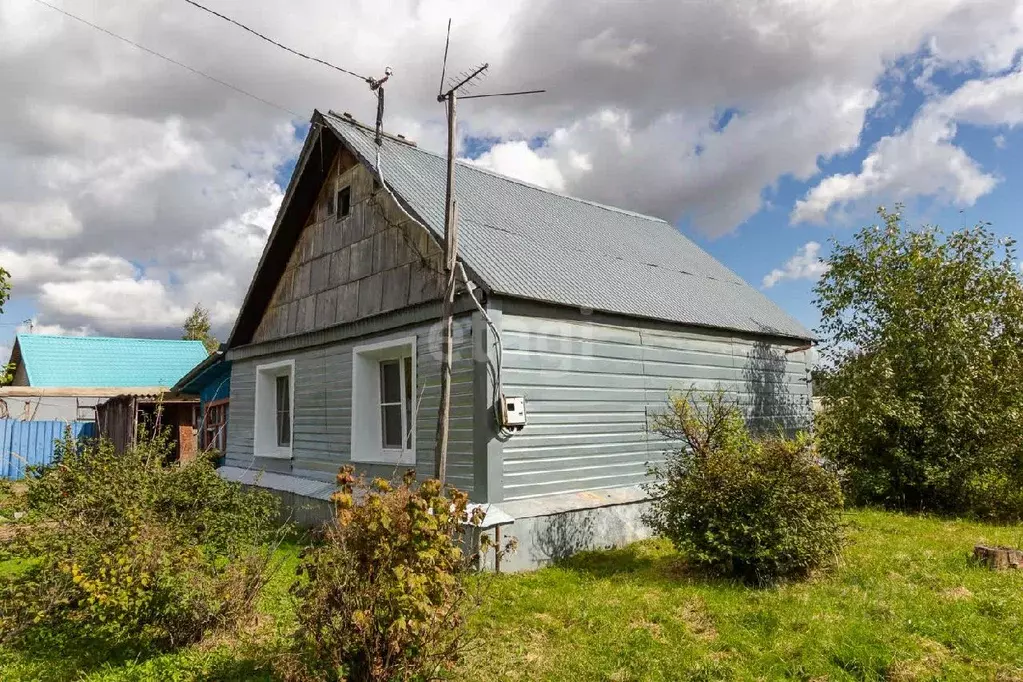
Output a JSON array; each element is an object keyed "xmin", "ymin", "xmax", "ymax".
[
  {"xmin": 1, "ymin": 335, "xmax": 208, "ymax": 460},
  {"xmin": 172, "ymin": 347, "xmax": 231, "ymax": 458},
  {"xmin": 221, "ymin": 110, "xmax": 813, "ymax": 570}
]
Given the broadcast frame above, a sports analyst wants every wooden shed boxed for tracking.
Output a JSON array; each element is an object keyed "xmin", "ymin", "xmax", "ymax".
[{"xmin": 96, "ymin": 391, "xmax": 200, "ymax": 462}]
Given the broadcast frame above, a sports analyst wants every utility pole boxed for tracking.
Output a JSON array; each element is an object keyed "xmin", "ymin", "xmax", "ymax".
[
  {"xmin": 431, "ymin": 20, "xmax": 545, "ymax": 484},
  {"xmin": 434, "ymin": 61, "xmax": 488, "ymax": 483}
]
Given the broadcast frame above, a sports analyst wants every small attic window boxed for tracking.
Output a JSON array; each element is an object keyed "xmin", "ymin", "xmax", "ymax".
[{"xmin": 338, "ymin": 186, "xmax": 351, "ymax": 217}]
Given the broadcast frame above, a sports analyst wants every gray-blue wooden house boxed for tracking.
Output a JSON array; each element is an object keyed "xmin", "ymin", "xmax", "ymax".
[{"xmin": 222, "ymin": 110, "xmax": 813, "ymax": 570}]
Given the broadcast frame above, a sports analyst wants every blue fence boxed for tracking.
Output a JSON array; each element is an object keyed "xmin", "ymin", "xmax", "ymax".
[{"xmin": 0, "ymin": 419, "xmax": 96, "ymax": 479}]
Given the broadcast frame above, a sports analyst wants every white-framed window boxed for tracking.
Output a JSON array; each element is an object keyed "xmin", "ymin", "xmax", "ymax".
[
  {"xmin": 351, "ymin": 337, "xmax": 417, "ymax": 465},
  {"xmin": 254, "ymin": 359, "xmax": 295, "ymax": 459}
]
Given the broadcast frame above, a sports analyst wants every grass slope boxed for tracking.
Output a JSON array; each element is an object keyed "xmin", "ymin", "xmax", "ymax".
[
  {"xmin": 466, "ymin": 511, "xmax": 1023, "ymax": 681},
  {"xmin": 1, "ymin": 510, "xmax": 1022, "ymax": 681}
]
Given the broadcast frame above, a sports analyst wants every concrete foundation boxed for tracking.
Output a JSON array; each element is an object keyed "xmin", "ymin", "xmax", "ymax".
[
  {"xmin": 220, "ymin": 466, "xmax": 654, "ymax": 572},
  {"xmin": 482, "ymin": 489, "xmax": 654, "ymax": 573}
]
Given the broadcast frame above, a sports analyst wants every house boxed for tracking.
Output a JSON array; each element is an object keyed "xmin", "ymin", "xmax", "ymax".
[
  {"xmin": 220, "ymin": 110, "xmax": 813, "ymax": 569},
  {"xmin": 1, "ymin": 335, "xmax": 208, "ymax": 460},
  {"xmin": 172, "ymin": 347, "xmax": 231, "ymax": 459}
]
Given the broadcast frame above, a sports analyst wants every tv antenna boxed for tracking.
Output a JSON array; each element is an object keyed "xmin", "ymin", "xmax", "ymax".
[{"xmin": 433, "ymin": 18, "xmax": 545, "ymax": 483}]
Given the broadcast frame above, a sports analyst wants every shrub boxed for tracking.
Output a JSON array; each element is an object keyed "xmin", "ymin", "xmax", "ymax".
[
  {"xmin": 644, "ymin": 390, "xmax": 844, "ymax": 584},
  {"xmin": 289, "ymin": 467, "xmax": 506, "ymax": 682},
  {"xmin": 0, "ymin": 431, "xmax": 281, "ymax": 650},
  {"xmin": 815, "ymin": 208, "xmax": 1023, "ymax": 518}
]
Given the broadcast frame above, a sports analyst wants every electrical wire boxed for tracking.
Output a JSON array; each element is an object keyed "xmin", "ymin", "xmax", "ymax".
[
  {"xmin": 28, "ymin": 0, "xmax": 300, "ymax": 118},
  {"xmin": 180, "ymin": 0, "xmax": 373, "ymax": 84},
  {"xmin": 457, "ymin": 261, "xmax": 511, "ymax": 438},
  {"xmin": 372, "ymin": 142, "xmax": 510, "ymax": 435}
]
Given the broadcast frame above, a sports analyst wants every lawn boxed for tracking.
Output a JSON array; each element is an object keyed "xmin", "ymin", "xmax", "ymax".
[{"xmin": 1, "ymin": 510, "xmax": 1022, "ymax": 681}]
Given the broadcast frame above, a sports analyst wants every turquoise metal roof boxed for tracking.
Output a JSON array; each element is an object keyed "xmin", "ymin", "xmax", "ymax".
[{"xmin": 14, "ymin": 335, "xmax": 209, "ymax": 388}]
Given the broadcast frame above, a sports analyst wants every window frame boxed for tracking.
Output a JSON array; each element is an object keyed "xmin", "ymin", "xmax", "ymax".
[
  {"xmin": 201, "ymin": 398, "xmax": 229, "ymax": 454},
  {"xmin": 337, "ymin": 186, "xmax": 351, "ymax": 217},
  {"xmin": 351, "ymin": 337, "xmax": 417, "ymax": 465},
  {"xmin": 254, "ymin": 359, "xmax": 295, "ymax": 459}
]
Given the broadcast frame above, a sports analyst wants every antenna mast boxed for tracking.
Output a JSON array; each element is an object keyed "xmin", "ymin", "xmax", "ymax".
[{"xmin": 432, "ymin": 21, "xmax": 544, "ymax": 484}]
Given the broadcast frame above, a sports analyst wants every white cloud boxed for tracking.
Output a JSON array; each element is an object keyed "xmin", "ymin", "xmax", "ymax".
[
  {"xmin": 0, "ymin": 248, "xmax": 136, "ymax": 288},
  {"xmin": 793, "ymin": 66, "xmax": 1023, "ymax": 223},
  {"xmin": 762, "ymin": 241, "xmax": 829, "ymax": 288},
  {"xmin": 578, "ymin": 29, "xmax": 650, "ymax": 69},
  {"xmin": 994, "ymin": 134, "xmax": 1007, "ymax": 148},
  {"xmin": 467, "ymin": 141, "xmax": 566, "ymax": 191},
  {"xmin": 38, "ymin": 278, "xmax": 192, "ymax": 332},
  {"xmin": 0, "ymin": 199, "xmax": 82, "ymax": 239},
  {"xmin": 1, "ymin": 0, "xmax": 1022, "ymax": 334},
  {"xmin": 16, "ymin": 320, "xmax": 92, "ymax": 336}
]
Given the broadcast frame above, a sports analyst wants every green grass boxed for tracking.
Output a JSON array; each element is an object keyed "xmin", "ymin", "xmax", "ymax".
[
  {"xmin": 465, "ymin": 510, "xmax": 1023, "ymax": 681},
  {"xmin": 2, "ymin": 511, "xmax": 1023, "ymax": 681}
]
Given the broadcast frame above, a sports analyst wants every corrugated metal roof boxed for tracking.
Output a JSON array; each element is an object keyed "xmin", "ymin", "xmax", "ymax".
[
  {"xmin": 323, "ymin": 112, "xmax": 811, "ymax": 340},
  {"xmin": 13, "ymin": 335, "xmax": 209, "ymax": 388}
]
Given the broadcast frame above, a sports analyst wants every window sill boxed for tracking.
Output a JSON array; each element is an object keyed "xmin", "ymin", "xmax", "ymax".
[
  {"xmin": 351, "ymin": 449, "xmax": 415, "ymax": 466},
  {"xmin": 254, "ymin": 448, "xmax": 293, "ymax": 460}
]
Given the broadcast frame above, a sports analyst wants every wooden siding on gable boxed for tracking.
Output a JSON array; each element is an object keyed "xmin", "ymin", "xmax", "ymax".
[
  {"xmin": 497, "ymin": 312, "xmax": 812, "ymax": 501},
  {"xmin": 253, "ymin": 150, "xmax": 445, "ymax": 344},
  {"xmin": 225, "ymin": 315, "xmax": 476, "ymax": 494}
]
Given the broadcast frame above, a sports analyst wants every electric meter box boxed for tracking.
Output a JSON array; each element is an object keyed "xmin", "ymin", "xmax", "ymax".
[{"xmin": 500, "ymin": 395, "xmax": 527, "ymax": 430}]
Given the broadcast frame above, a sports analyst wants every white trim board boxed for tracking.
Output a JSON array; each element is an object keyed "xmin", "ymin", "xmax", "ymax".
[{"xmin": 217, "ymin": 466, "xmax": 514, "ymax": 528}]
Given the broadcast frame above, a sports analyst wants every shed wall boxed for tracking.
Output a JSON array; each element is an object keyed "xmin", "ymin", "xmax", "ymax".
[
  {"xmin": 498, "ymin": 311, "xmax": 812, "ymax": 500},
  {"xmin": 225, "ymin": 315, "xmax": 476, "ymax": 493}
]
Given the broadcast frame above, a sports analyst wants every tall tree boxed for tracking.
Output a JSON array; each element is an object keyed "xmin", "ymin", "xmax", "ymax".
[
  {"xmin": 815, "ymin": 207, "xmax": 1023, "ymax": 518},
  {"xmin": 1, "ymin": 266, "xmax": 12, "ymax": 385},
  {"xmin": 182, "ymin": 303, "xmax": 219, "ymax": 354}
]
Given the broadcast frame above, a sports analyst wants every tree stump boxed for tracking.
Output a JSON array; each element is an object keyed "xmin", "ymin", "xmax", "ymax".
[{"xmin": 973, "ymin": 545, "xmax": 1023, "ymax": 570}]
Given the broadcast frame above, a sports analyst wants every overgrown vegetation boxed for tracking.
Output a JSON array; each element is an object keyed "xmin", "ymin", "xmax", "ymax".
[
  {"xmin": 0, "ymin": 432, "xmax": 281, "ymax": 651},
  {"xmin": 645, "ymin": 390, "xmax": 844, "ymax": 584},
  {"xmin": 815, "ymin": 208, "xmax": 1023, "ymax": 519},
  {"xmin": 288, "ymin": 467, "xmax": 506, "ymax": 682},
  {"xmin": 2, "ymin": 510, "xmax": 1021, "ymax": 681},
  {"xmin": 182, "ymin": 303, "xmax": 219, "ymax": 354}
]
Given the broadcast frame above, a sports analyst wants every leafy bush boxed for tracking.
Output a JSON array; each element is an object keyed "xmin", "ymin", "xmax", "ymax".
[
  {"xmin": 0, "ymin": 431, "xmax": 281, "ymax": 650},
  {"xmin": 289, "ymin": 467, "xmax": 506, "ymax": 682},
  {"xmin": 645, "ymin": 390, "xmax": 844, "ymax": 584},
  {"xmin": 815, "ymin": 208, "xmax": 1023, "ymax": 518}
]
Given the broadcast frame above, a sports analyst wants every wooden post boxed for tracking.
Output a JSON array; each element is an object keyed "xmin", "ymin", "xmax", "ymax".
[{"xmin": 434, "ymin": 90, "xmax": 458, "ymax": 483}]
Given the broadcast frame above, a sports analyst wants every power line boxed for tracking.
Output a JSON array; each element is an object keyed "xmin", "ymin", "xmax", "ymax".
[
  {"xmin": 29, "ymin": 0, "xmax": 299, "ymax": 117},
  {"xmin": 180, "ymin": 0, "xmax": 373, "ymax": 84}
]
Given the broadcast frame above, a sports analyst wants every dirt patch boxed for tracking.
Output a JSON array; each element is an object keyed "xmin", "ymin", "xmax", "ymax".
[
  {"xmin": 885, "ymin": 637, "xmax": 949, "ymax": 681},
  {"xmin": 941, "ymin": 586, "xmax": 974, "ymax": 601},
  {"xmin": 628, "ymin": 617, "xmax": 665, "ymax": 643},
  {"xmin": 677, "ymin": 597, "xmax": 718, "ymax": 641}
]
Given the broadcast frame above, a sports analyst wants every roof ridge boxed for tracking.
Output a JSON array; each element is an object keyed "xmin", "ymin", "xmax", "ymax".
[
  {"xmin": 18, "ymin": 334, "xmax": 205, "ymax": 344},
  {"xmin": 323, "ymin": 110, "xmax": 670, "ymax": 225}
]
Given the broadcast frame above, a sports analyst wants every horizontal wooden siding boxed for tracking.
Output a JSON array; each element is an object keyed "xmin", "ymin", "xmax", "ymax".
[
  {"xmin": 226, "ymin": 315, "xmax": 475, "ymax": 493},
  {"xmin": 499, "ymin": 314, "xmax": 811, "ymax": 500}
]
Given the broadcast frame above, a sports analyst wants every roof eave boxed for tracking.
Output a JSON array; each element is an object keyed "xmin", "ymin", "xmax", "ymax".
[
  {"xmin": 171, "ymin": 348, "xmax": 226, "ymax": 393},
  {"xmin": 227, "ymin": 111, "xmax": 334, "ymax": 349},
  {"xmin": 491, "ymin": 292, "xmax": 814, "ymax": 343}
]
